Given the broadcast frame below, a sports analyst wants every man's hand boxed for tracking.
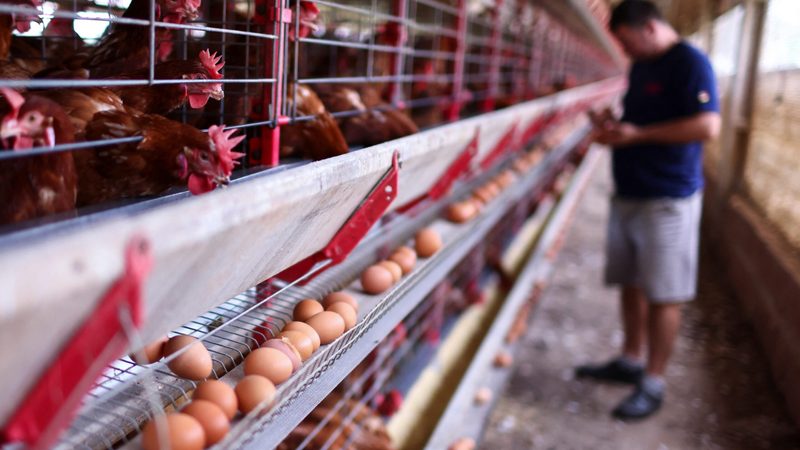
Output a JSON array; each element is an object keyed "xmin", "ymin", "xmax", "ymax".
[{"xmin": 595, "ymin": 122, "xmax": 642, "ymax": 147}]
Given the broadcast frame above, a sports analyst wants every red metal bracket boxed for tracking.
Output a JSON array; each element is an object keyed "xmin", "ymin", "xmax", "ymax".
[
  {"xmin": 517, "ymin": 113, "xmax": 551, "ymax": 149},
  {"xmin": 274, "ymin": 152, "xmax": 400, "ymax": 283},
  {"xmin": 480, "ymin": 121, "xmax": 519, "ymax": 170},
  {"xmin": 2, "ymin": 237, "xmax": 152, "ymax": 449},
  {"xmin": 396, "ymin": 129, "xmax": 478, "ymax": 214}
]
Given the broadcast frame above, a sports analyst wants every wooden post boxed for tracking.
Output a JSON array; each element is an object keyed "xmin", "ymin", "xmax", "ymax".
[{"xmin": 716, "ymin": 0, "xmax": 767, "ymax": 199}]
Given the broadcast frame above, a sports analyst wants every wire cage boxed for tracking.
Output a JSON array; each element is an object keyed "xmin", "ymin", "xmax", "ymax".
[{"xmin": 0, "ymin": 0, "xmax": 616, "ymax": 232}]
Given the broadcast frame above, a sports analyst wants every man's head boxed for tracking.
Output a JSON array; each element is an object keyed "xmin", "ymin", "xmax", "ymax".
[{"xmin": 610, "ymin": 1, "xmax": 678, "ymax": 61}]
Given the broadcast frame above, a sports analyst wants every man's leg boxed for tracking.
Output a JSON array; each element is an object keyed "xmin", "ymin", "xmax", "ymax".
[
  {"xmin": 621, "ymin": 285, "xmax": 648, "ymax": 360},
  {"xmin": 646, "ymin": 302, "xmax": 682, "ymax": 376}
]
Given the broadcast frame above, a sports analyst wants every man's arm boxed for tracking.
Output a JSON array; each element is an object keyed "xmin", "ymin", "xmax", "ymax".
[{"xmin": 595, "ymin": 112, "xmax": 721, "ymax": 147}]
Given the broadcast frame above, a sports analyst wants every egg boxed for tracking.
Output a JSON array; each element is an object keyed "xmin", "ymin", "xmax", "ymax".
[
  {"xmin": 130, "ymin": 336, "xmax": 167, "ymax": 365},
  {"xmin": 394, "ymin": 246, "xmax": 416, "ymax": 258},
  {"xmin": 193, "ymin": 380, "xmax": 238, "ymax": 420},
  {"xmin": 181, "ymin": 400, "xmax": 229, "ymax": 445},
  {"xmin": 474, "ymin": 387, "xmax": 493, "ymax": 405},
  {"xmin": 493, "ymin": 351, "xmax": 513, "ymax": 368},
  {"xmin": 164, "ymin": 336, "xmax": 213, "ymax": 381},
  {"xmin": 360, "ymin": 265, "xmax": 394, "ymax": 294},
  {"xmin": 377, "ymin": 260, "xmax": 402, "ymax": 283},
  {"xmin": 448, "ymin": 437, "xmax": 476, "ymax": 450},
  {"xmin": 283, "ymin": 321, "xmax": 321, "ymax": 351},
  {"xmin": 446, "ymin": 201, "xmax": 476, "ymax": 223},
  {"xmin": 474, "ymin": 187, "xmax": 492, "ymax": 204},
  {"xmin": 326, "ymin": 302, "xmax": 357, "ymax": 330},
  {"xmin": 484, "ymin": 182, "xmax": 500, "ymax": 198},
  {"xmin": 414, "ymin": 228, "xmax": 442, "ymax": 257},
  {"xmin": 293, "ymin": 299, "xmax": 324, "ymax": 322},
  {"xmin": 277, "ymin": 330, "xmax": 314, "ymax": 361},
  {"xmin": 263, "ymin": 338, "xmax": 302, "ymax": 370},
  {"xmin": 235, "ymin": 375, "xmax": 276, "ymax": 414},
  {"xmin": 305, "ymin": 311, "xmax": 346, "ymax": 345},
  {"xmin": 322, "ymin": 291, "xmax": 359, "ymax": 312},
  {"xmin": 243, "ymin": 347, "xmax": 293, "ymax": 384},
  {"xmin": 141, "ymin": 413, "xmax": 205, "ymax": 450},
  {"xmin": 389, "ymin": 251, "xmax": 415, "ymax": 274}
]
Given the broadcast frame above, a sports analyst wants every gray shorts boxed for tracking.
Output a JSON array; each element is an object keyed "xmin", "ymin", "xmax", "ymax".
[{"xmin": 604, "ymin": 191, "xmax": 703, "ymax": 303}]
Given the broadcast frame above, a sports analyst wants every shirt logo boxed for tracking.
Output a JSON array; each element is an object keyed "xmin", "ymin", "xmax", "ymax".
[
  {"xmin": 698, "ymin": 90, "xmax": 710, "ymax": 104},
  {"xmin": 644, "ymin": 82, "xmax": 663, "ymax": 95}
]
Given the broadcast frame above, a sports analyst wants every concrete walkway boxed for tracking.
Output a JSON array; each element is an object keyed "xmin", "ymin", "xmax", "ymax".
[{"xmin": 479, "ymin": 152, "xmax": 800, "ymax": 450}]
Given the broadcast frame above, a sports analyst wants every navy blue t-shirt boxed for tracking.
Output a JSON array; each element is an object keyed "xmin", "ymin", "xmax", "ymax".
[{"xmin": 613, "ymin": 41, "xmax": 719, "ymax": 199}]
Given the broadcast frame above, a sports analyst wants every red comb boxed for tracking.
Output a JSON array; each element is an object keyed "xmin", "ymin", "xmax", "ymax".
[
  {"xmin": 1, "ymin": 88, "xmax": 25, "ymax": 118},
  {"xmin": 208, "ymin": 125, "xmax": 245, "ymax": 175},
  {"xmin": 199, "ymin": 50, "xmax": 224, "ymax": 80},
  {"xmin": 301, "ymin": 0, "xmax": 319, "ymax": 15}
]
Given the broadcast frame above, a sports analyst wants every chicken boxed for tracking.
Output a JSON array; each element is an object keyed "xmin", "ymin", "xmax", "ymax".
[
  {"xmin": 107, "ymin": 49, "xmax": 225, "ymax": 115},
  {"xmin": 36, "ymin": 87, "xmax": 127, "ymax": 136},
  {"xmin": 9, "ymin": 15, "xmax": 84, "ymax": 75},
  {"xmin": 0, "ymin": 0, "xmax": 40, "ymax": 59},
  {"xmin": 280, "ymin": 83, "xmax": 348, "ymax": 160},
  {"xmin": 0, "ymin": 0, "xmax": 41, "ymax": 84},
  {"xmin": 75, "ymin": 111, "xmax": 243, "ymax": 206},
  {"xmin": 0, "ymin": 87, "xmax": 77, "ymax": 225},
  {"xmin": 312, "ymin": 83, "xmax": 418, "ymax": 148},
  {"xmin": 66, "ymin": 0, "xmax": 200, "ymax": 78}
]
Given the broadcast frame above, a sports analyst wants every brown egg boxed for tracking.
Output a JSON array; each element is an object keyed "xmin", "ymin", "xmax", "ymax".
[
  {"xmin": 448, "ymin": 437, "xmax": 476, "ymax": 450},
  {"xmin": 141, "ymin": 413, "xmax": 205, "ymax": 450},
  {"xmin": 243, "ymin": 347, "xmax": 293, "ymax": 384},
  {"xmin": 389, "ymin": 252, "xmax": 415, "ymax": 275},
  {"xmin": 130, "ymin": 336, "xmax": 167, "ymax": 365},
  {"xmin": 283, "ymin": 321, "xmax": 321, "ymax": 351},
  {"xmin": 378, "ymin": 260, "xmax": 403, "ymax": 283},
  {"xmin": 235, "ymin": 375, "xmax": 276, "ymax": 414},
  {"xmin": 474, "ymin": 387, "xmax": 493, "ymax": 405},
  {"xmin": 484, "ymin": 182, "xmax": 500, "ymax": 198},
  {"xmin": 305, "ymin": 311, "xmax": 346, "ymax": 345},
  {"xmin": 415, "ymin": 228, "xmax": 442, "ymax": 257},
  {"xmin": 493, "ymin": 351, "xmax": 513, "ymax": 368},
  {"xmin": 326, "ymin": 302, "xmax": 357, "ymax": 330},
  {"xmin": 321, "ymin": 291, "xmax": 359, "ymax": 312},
  {"xmin": 446, "ymin": 202, "xmax": 476, "ymax": 223},
  {"xmin": 164, "ymin": 336, "xmax": 212, "ymax": 381},
  {"xmin": 277, "ymin": 330, "xmax": 314, "ymax": 361},
  {"xmin": 193, "ymin": 380, "xmax": 238, "ymax": 420},
  {"xmin": 394, "ymin": 246, "xmax": 417, "ymax": 258},
  {"xmin": 182, "ymin": 400, "xmax": 229, "ymax": 445},
  {"xmin": 361, "ymin": 265, "xmax": 394, "ymax": 294},
  {"xmin": 263, "ymin": 338, "xmax": 302, "ymax": 370},
  {"xmin": 293, "ymin": 299, "xmax": 324, "ymax": 322}
]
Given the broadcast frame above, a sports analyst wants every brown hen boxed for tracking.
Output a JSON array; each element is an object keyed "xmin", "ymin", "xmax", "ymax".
[
  {"xmin": 76, "ymin": 110, "xmax": 243, "ymax": 206},
  {"xmin": 0, "ymin": 88, "xmax": 77, "ymax": 225},
  {"xmin": 281, "ymin": 83, "xmax": 349, "ymax": 160}
]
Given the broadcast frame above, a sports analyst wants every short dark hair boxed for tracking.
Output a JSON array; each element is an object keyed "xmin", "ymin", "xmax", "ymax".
[{"xmin": 609, "ymin": 0, "xmax": 665, "ymax": 30}]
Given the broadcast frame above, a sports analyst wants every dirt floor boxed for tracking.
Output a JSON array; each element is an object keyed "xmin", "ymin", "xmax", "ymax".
[{"xmin": 479, "ymin": 152, "xmax": 800, "ymax": 450}]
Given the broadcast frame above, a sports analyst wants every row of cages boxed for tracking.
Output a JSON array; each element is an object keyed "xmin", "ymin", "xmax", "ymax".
[
  {"xmin": 48, "ymin": 125, "xmax": 589, "ymax": 450},
  {"xmin": 0, "ymin": 0, "xmax": 617, "ymax": 231}
]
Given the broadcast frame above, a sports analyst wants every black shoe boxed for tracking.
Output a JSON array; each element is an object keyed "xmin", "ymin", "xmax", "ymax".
[
  {"xmin": 612, "ymin": 385, "xmax": 663, "ymax": 420},
  {"xmin": 575, "ymin": 359, "xmax": 644, "ymax": 384}
]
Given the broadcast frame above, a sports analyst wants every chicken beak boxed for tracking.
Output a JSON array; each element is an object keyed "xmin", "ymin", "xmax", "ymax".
[
  {"xmin": 209, "ymin": 89, "xmax": 224, "ymax": 101},
  {"xmin": 0, "ymin": 119, "xmax": 22, "ymax": 147},
  {"xmin": 214, "ymin": 175, "xmax": 230, "ymax": 188}
]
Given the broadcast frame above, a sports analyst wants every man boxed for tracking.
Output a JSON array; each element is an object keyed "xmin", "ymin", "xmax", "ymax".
[{"xmin": 576, "ymin": 0, "xmax": 721, "ymax": 420}]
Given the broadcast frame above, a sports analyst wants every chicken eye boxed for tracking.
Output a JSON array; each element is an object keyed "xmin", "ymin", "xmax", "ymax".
[
  {"xmin": 200, "ymin": 153, "xmax": 209, "ymax": 161},
  {"xmin": 27, "ymin": 115, "xmax": 36, "ymax": 123}
]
